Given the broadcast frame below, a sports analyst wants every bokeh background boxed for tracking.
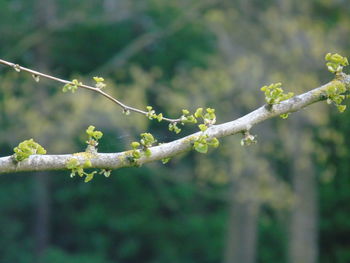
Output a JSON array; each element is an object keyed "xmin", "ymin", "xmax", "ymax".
[{"xmin": 0, "ymin": 0, "xmax": 350, "ymax": 262}]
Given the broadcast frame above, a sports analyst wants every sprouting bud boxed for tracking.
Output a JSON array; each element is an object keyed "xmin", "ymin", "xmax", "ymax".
[
  {"xmin": 240, "ymin": 131, "xmax": 257, "ymax": 146},
  {"xmin": 123, "ymin": 108, "xmax": 130, "ymax": 115},
  {"xmin": 13, "ymin": 64, "xmax": 21, "ymax": 72},
  {"xmin": 32, "ymin": 74, "xmax": 40, "ymax": 82}
]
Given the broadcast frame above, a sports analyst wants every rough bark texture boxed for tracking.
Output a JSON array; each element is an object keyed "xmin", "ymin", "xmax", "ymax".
[{"xmin": 0, "ymin": 73, "xmax": 349, "ymax": 174}]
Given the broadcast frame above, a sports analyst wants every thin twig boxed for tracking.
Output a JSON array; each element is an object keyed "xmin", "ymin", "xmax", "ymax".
[{"xmin": 0, "ymin": 58, "xmax": 181, "ymax": 122}]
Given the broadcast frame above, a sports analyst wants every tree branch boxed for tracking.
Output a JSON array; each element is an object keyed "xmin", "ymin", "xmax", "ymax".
[
  {"xmin": 0, "ymin": 58, "xmax": 181, "ymax": 122},
  {"xmin": 1, "ymin": 73, "xmax": 349, "ymax": 174}
]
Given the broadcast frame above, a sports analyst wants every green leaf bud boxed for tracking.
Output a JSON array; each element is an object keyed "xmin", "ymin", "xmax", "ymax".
[
  {"xmin": 198, "ymin": 124, "xmax": 208, "ymax": 132},
  {"xmin": 194, "ymin": 141, "xmax": 208, "ymax": 154},
  {"xmin": 194, "ymin": 108, "xmax": 203, "ymax": 118},
  {"xmin": 66, "ymin": 158, "xmax": 79, "ymax": 170},
  {"xmin": 182, "ymin": 109, "xmax": 190, "ymax": 115},
  {"xmin": 161, "ymin": 158, "xmax": 171, "ymax": 164},
  {"xmin": 208, "ymin": 138, "xmax": 219, "ymax": 148},
  {"xmin": 131, "ymin": 142, "xmax": 140, "ymax": 149}
]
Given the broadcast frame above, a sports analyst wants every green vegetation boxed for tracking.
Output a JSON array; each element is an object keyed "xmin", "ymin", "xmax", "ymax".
[
  {"xmin": 260, "ymin": 83, "xmax": 294, "ymax": 105},
  {"xmin": 62, "ymin": 79, "xmax": 82, "ymax": 93},
  {"xmin": 13, "ymin": 139, "xmax": 46, "ymax": 162},
  {"xmin": 260, "ymin": 82, "xmax": 294, "ymax": 118},
  {"xmin": 325, "ymin": 53, "xmax": 349, "ymax": 74},
  {"xmin": 1, "ymin": 0, "xmax": 350, "ymax": 263},
  {"xmin": 66, "ymin": 157, "xmax": 96, "ymax": 182},
  {"xmin": 85, "ymin": 125, "xmax": 103, "ymax": 148}
]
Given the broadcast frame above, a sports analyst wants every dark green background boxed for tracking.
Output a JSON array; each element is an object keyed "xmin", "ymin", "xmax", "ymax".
[{"xmin": 0, "ymin": 0, "xmax": 350, "ymax": 262}]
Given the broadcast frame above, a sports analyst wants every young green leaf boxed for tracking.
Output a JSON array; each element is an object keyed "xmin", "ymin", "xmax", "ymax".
[
  {"xmin": 198, "ymin": 124, "xmax": 208, "ymax": 132},
  {"xmin": 161, "ymin": 158, "xmax": 171, "ymax": 164},
  {"xmin": 194, "ymin": 141, "xmax": 208, "ymax": 154},
  {"xmin": 84, "ymin": 171, "xmax": 97, "ymax": 183},
  {"xmin": 13, "ymin": 139, "xmax": 47, "ymax": 162}
]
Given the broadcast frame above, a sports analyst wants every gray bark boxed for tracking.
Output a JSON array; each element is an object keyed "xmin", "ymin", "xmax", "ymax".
[{"xmin": 0, "ymin": 73, "xmax": 349, "ymax": 174}]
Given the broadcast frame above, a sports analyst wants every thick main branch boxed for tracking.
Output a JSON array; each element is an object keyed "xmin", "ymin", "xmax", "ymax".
[{"xmin": 1, "ymin": 73, "xmax": 349, "ymax": 174}]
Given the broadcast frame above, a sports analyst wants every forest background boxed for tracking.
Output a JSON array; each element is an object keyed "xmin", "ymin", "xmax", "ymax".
[{"xmin": 0, "ymin": 0, "xmax": 350, "ymax": 262}]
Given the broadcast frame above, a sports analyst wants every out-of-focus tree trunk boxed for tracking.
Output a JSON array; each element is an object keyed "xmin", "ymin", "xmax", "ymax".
[
  {"xmin": 224, "ymin": 152, "xmax": 260, "ymax": 263},
  {"xmin": 33, "ymin": 0, "xmax": 56, "ymax": 262},
  {"xmin": 103, "ymin": 0, "xmax": 132, "ymax": 21},
  {"xmin": 224, "ymin": 189, "xmax": 259, "ymax": 263},
  {"xmin": 34, "ymin": 174, "xmax": 51, "ymax": 262},
  {"xmin": 287, "ymin": 122, "xmax": 318, "ymax": 263}
]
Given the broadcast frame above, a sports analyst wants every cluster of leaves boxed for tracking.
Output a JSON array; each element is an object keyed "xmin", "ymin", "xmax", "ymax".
[
  {"xmin": 168, "ymin": 109, "xmax": 198, "ymax": 134},
  {"xmin": 65, "ymin": 125, "xmax": 106, "ymax": 182},
  {"xmin": 193, "ymin": 135, "xmax": 219, "ymax": 154},
  {"xmin": 261, "ymin": 82, "xmax": 294, "ymax": 119},
  {"xmin": 66, "ymin": 158, "xmax": 95, "ymax": 182},
  {"xmin": 13, "ymin": 139, "xmax": 47, "ymax": 162},
  {"xmin": 322, "ymin": 53, "xmax": 349, "ymax": 113},
  {"xmin": 325, "ymin": 81, "xmax": 348, "ymax": 113},
  {"xmin": 240, "ymin": 131, "xmax": 257, "ymax": 146},
  {"xmin": 190, "ymin": 108, "xmax": 219, "ymax": 153},
  {"xmin": 93, "ymin": 76, "xmax": 106, "ymax": 89},
  {"xmin": 126, "ymin": 107, "xmax": 219, "ymax": 160},
  {"xmin": 168, "ymin": 122, "xmax": 182, "ymax": 134},
  {"xmin": 129, "ymin": 133, "xmax": 157, "ymax": 162},
  {"xmin": 261, "ymin": 83, "xmax": 294, "ymax": 105},
  {"xmin": 169, "ymin": 107, "xmax": 216, "ymax": 134},
  {"xmin": 62, "ymin": 79, "xmax": 82, "ymax": 93},
  {"xmin": 85, "ymin": 125, "xmax": 103, "ymax": 148},
  {"xmin": 325, "ymin": 53, "xmax": 349, "ymax": 74},
  {"xmin": 146, "ymin": 106, "xmax": 163, "ymax": 121},
  {"xmin": 180, "ymin": 109, "xmax": 197, "ymax": 124},
  {"xmin": 194, "ymin": 108, "xmax": 216, "ymax": 131},
  {"xmin": 66, "ymin": 158, "xmax": 111, "ymax": 183}
]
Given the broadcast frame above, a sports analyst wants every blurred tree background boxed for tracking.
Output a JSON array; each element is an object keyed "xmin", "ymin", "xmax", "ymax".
[{"xmin": 0, "ymin": 0, "xmax": 350, "ymax": 262}]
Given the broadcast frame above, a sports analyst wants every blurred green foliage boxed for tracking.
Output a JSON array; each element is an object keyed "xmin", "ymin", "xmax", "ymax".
[{"xmin": 0, "ymin": 0, "xmax": 350, "ymax": 262}]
